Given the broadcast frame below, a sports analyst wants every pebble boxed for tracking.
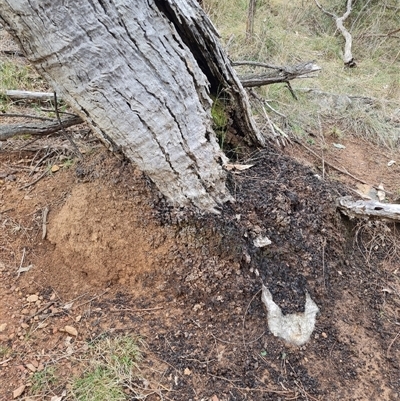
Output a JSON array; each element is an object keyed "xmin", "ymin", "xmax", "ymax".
[
  {"xmin": 64, "ymin": 325, "xmax": 78, "ymax": 336},
  {"xmin": 30, "ymin": 360, "xmax": 39, "ymax": 368},
  {"xmin": 26, "ymin": 295, "xmax": 38, "ymax": 303},
  {"xmin": 322, "ymin": 332, "xmax": 328, "ymax": 338},
  {"xmin": 0, "ymin": 323, "xmax": 7, "ymax": 332},
  {"xmin": 26, "ymin": 363, "xmax": 36, "ymax": 372},
  {"xmin": 12, "ymin": 385, "xmax": 26, "ymax": 398}
]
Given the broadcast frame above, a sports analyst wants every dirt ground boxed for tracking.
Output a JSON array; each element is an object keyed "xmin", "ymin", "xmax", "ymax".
[{"xmin": 0, "ymin": 122, "xmax": 399, "ymax": 400}]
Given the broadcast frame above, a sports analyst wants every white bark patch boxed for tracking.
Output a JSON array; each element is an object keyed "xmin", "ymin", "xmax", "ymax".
[
  {"xmin": 0, "ymin": 0, "xmax": 233, "ymax": 211},
  {"xmin": 261, "ymin": 285, "xmax": 319, "ymax": 346}
]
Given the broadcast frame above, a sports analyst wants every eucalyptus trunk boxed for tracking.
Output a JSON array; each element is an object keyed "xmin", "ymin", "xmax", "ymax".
[{"xmin": 0, "ymin": 0, "xmax": 262, "ymax": 211}]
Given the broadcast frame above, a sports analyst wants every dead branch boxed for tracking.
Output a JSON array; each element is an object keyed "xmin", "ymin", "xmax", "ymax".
[
  {"xmin": 2, "ymin": 90, "xmax": 60, "ymax": 101},
  {"xmin": 237, "ymin": 60, "xmax": 321, "ymax": 87},
  {"xmin": 232, "ymin": 60, "xmax": 282, "ymax": 70},
  {"xmin": 246, "ymin": 0, "xmax": 257, "ymax": 42},
  {"xmin": 0, "ymin": 114, "xmax": 83, "ymax": 141},
  {"xmin": 53, "ymin": 92, "xmax": 83, "ymax": 159},
  {"xmin": 314, "ymin": 0, "xmax": 356, "ymax": 67},
  {"xmin": 337, "ymin": 196, "xmax": 400, "ymax": 222}
]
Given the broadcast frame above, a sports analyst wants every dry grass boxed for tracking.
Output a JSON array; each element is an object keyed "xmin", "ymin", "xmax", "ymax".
[{"xmin": 204, "ymin": 0, "xmax": 400, "ymax": 148}]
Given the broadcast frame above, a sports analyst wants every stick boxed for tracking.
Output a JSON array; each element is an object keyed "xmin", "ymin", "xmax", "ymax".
[
  {"xmin": 53, "ymin": 92, "xmax": 83, "ymax": 159},
  {"xmin": 1, "ymin": 113, "xmax": 55, "ymax": 122},
  {"xmin": 23, "ymin": 301, "xmax": 55, "ymax": 323},
  {"xmin": 246, "ymin": 0, "xmax": 257, "ymax": 42},
  {"xmin": 238, "ymin": 61, "xmax": 321, "ymax": 87},
  {"xmin": 42, "ymin": 206, "xmax": 49, "ymax": 240},
  {"xmin": 387, "ymin": 330, "xmax": 399, "ymax": 359},
  {"xmin": 3, "ymin": 90, "xmax": 60, "ymax": 101},
  {"xmin": 0, "ymin": 115, "xmax": 83, "ymax": 141},
  {"xmin": 18, "ymin": 168, "xmax": 49, "ymax": 190},
  {"xmin": 111, "ymin": 306, "xmax": 164, "ymax": 313},
  {"xmin": 314, "ymin": 0, "xmax": 356, "ymax": 67},
  {"xmin": 293, "ymin": 138, "xmax": 368, "ymax": 184}
]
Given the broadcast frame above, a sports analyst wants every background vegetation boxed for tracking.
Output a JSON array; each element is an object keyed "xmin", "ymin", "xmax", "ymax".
[{"xmin": 204, "ymin": 0, "xmax": 400, "ymax": 148}]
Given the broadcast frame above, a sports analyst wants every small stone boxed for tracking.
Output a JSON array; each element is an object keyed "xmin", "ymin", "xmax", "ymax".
[
  {"xmin": 75, "ymin": 315, "xmax": 82, "ymax": 323},
  {"xmin": 21, "ymin": 323, "xmax": 29, "ymax": 329},
  {"xmin": 26, "ymin": 363, "xmax": 37, "ymax": 372},
  {"xmin": 13, "ymin": 385, "xmax": 26, "ymax": 398},
  {"xmin": 51, "ymin": 165, "xmax": 60, "ymax": 172},
  {"xmin": 321, "ymin": 332, "xmax": 328, "ymax": 338},
  {"xmin": 0, "ymin": 323, "xmax": 7, "ymax": 332},
  {"xmin": 26, "ymin": 295, "xmax": 38, "ymax": 303},
  {"xmin": 184, "ymin": 368, "xmax": 192, "ymax": 375},
  {"xmin": 31, "ymin": 360, "xmax": 39, "ymax": 368},
  {"xmin": 64, "ymin": 325, "xmax": 78, "ymax": 336}
]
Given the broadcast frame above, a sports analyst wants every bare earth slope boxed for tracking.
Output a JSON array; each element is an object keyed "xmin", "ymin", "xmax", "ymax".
[{"xmin": 0, "ymin": 140, "xmax": 399, "ymax": 400}]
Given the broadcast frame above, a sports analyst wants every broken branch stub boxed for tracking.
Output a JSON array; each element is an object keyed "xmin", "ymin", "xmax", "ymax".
[
  {"xmin": 237, "ymin": 61, "xmax": 321, "ymax": 87},
  {"xmin": 337, "ymin": 196, "xmax": 400, "ymax": 222}
]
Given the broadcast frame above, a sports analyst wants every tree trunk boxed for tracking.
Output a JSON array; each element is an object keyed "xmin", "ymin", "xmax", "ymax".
[{"xmin": 0, "ymin": 0, "xmax": 262, "ymax": 212}]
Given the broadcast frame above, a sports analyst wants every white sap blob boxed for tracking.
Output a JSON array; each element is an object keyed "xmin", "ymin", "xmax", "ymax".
[{"xmin": 261, "ymin": 285, "xmax": 319, "ymax": 346}]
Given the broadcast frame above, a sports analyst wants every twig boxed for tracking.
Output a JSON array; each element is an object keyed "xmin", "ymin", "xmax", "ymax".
[
  {"xmin": 18, "ymin": 247, "xmax": 26, "ymax": 275},
  {"xmin": 0, "ymin": 113, "xmax": 55, "ymax": 122},
  {"xmin": 18, "ymin": 168, "xmax": 49, "ymax": 190},
  {"xmin": 242, "ymin": 288, "xmax": 262, "ymax": 348},
  {"xmin": 111, "ymin": 306, "xmax": 164, "ymax": 313},
  {"xmin": 246, "ymin": 0, "xmax": 257, "ymax": 42},
  {"xmin": 238, "ymin": 61, "xmax": 321, "ymax": 87},
  {"xmin": 53, "ymin": 92, "xmax": 83, "ymax": 160},
  {"xmin": 318, "ymin": 114, "xmax": 325, "ymax": 180},
  {"xmin": 29, "ymin": 149, "xmax": 57, "ymax": 176},
  {"xmin": 42, "ymin": 206, "xmax": 49, "ymax": 240},
  {"xmin": 24, "ymin": 301, "xmax": 55, "ymax": 322},
  {"xmin": 322, "ymin": 238, "xmax": 327, "ymax": 291},
  {"xmin": 3, "ymin": 90, "xmax": 59, "ymax": 101},
  {"xmin": 74, "ymin": 289, "xmax": 110, "ymax": 309},
  {"xmin": 293, "ymin": 138, "xmax": 367, "ymax": 184},
  {"xmin": 0, "ymin": 358, "xmax": 12, "ymax": 365},
  {"xmin": 232, "ymin": 60, "xmax": 282, "ymax": 70},
  {"xmin": 249, "ymin": 89, "xmax": 290, "ymax": 146},
  {"xmin": 285, "ymin": 81, "xmax": 298, "ymax": 100}
]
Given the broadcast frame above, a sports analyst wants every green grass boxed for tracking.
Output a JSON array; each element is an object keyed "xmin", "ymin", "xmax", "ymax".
[
  {"xmin": 203, "ymin": 0, "xmax": 400, "ymax": 148},
  {"xmin": 71, "ymin": 335, "xmax": 143, "ymax": 401},
  {"xmin": 30, "ymin": 367, "xmax": 57, "ymax": 395},
  {"xmin": 0, "ymin": 60, "xmax": 46, "ymax": 111},
  {"xmin": 72, "ymin": 366, "xmax": 127, "ymax": 401}
]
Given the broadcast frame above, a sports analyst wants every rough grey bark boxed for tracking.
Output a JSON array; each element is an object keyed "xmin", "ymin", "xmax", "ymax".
[{"xmin": 0, "ymin": 0, "xmax": 261, "ymax": 211}]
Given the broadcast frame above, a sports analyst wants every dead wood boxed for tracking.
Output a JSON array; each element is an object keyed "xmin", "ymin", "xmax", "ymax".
[
  {"xmin": 3, "ymin": 90, "xmax": 59, "ymax": 101},
  {"xmin": 314, "ymin": 0, "xmax": 356, "ymax": 67},
  {"xmin": 0, "ymin": 114, "xmax": 83, "ymax": 141},
  {"xmin": 337, "ymin": 196, "xmax": 400, "ymax": 222},
  {"xmin": 246, "ymin": 0, "xmax": 257, "ymax": 42},
  {"xmin": 236, "ymin": 61, "xmax": 321, "ymax": 87}
]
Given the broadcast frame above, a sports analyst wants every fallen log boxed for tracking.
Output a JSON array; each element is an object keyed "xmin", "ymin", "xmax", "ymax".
[
  {"xmin": 235, "ymin": 61, "xmax": 321, "ymax": 87},
  {"xmin": 0, "ymin": 114, "xmax": 83, "ymax": 141},
  {"xmin": 337, "ymin": 196, "xmax": 400, "ymax": 222}
]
